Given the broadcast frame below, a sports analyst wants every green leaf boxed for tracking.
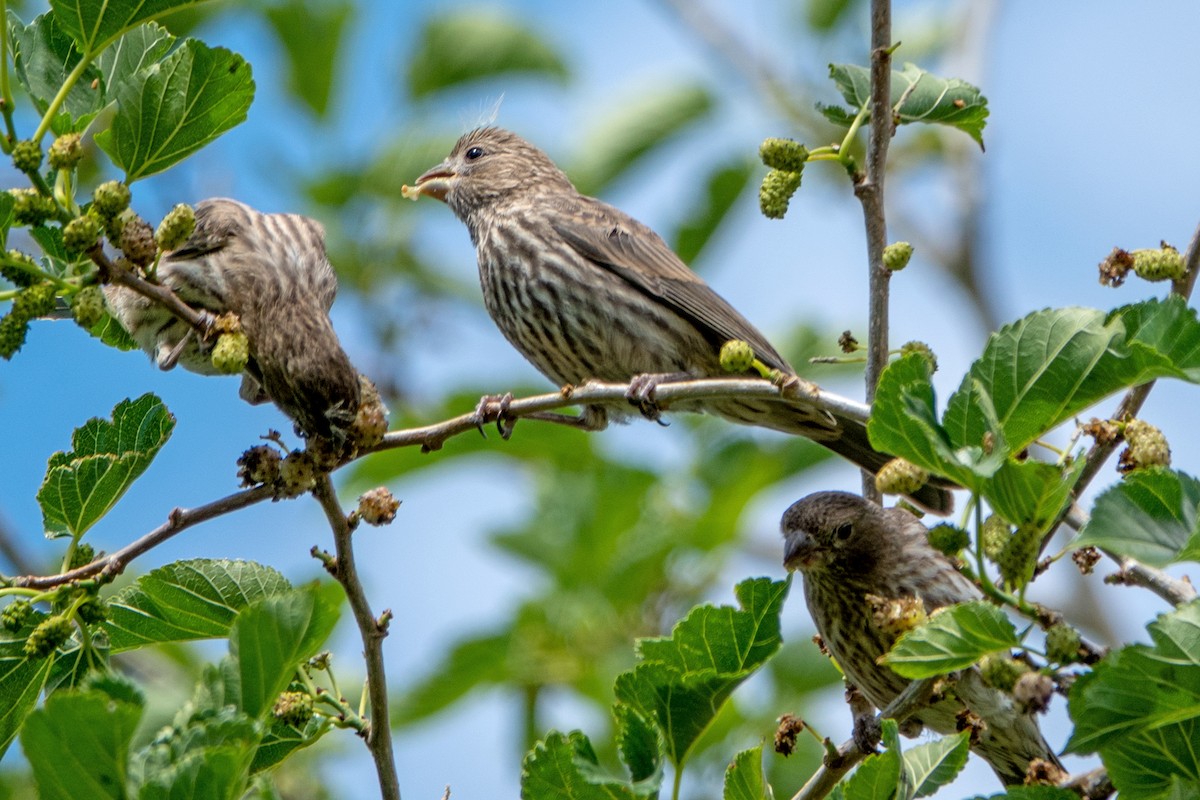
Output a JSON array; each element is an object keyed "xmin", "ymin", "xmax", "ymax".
[
  {"xmin": 520, "ymin": 730, "xmax": 653, "ymax": 800},
  {"xmin": 985, "ymin": 456, "xmax": 1086, "ymax": 533},
  {"xmin": 49, "ymin": 0, "xmax": 199, "ymax": 54},
  {"xmin": 823, "ymin": 62, "xmax": 989, "ymax": 147},
  {"xmin": 88, "ymin": 310, "xmax": 141, "ymax": 351},
  {"xmin": 944, "ymin": 300, "xmax": 1200, "ymax": 458},
  {"xmin": 1073, "ymin": 469, "xmax": 1200, "ymax": 566},
  {"xmin": 883, "ymin": 600, "xmax": 1019, "ymax": 678},
  {"xmin": 96, "ymin": 39, "xmax": 254, "ymax": 181},
  {"xmin": 37, "ymin": 393, "xmax": 174, "ymax": 538},
  {"xmin": 406, "ymin": 11, "xmax": 568, "ymax": 99},
  {"xmin": 981, "ymin": 789, "xmax": 1077, "ymax": 800},
  {"xmin": 97, "ymin": 21, "xmax": 175, "ymax": 91},
  {"xmin": 250, "ymin": 716, "xmax": 330, "ymax": 774},
  {"xmin": 844, "ymin": 719, "xmax": 902, "ymax": 800},
  {"xmin": 867, "ymin": 354, "xmax": 1002, "ymax": 489},
  {"xmin": 132, "ymin": 705, "xmax": 258, "ymax": 800},
  {"xmin": 571, "ymin": 84, "xmax": 713, "ymax": 196},
  {"xmin": 230, "ymin": 582, "xmax": 341, "ymax": 719},
  {"xmin": 672, "ymin": 160, "xmax": 754, "ymax": 265},
  {"xmin": 105, "ymin": 559, "xmax": 293, "ymax": 652},
  {"xmin": 263, "ymin": 0, "xmax": 351, "ymax": 117},
  {"xmin": 21, "ymin": 689, "xmax": 142, "ymax": 800},
  {"xmin": 11, "ymin": 12, "xmax": 104, "ymax": 133},
  {"xmin": 902, "ymin": 733, "xmax": 969, "ymax": 797},
  {"xmin": 724, "ymin": 745, "xmax": 769, "ymax": 800},
  {"xmin": 806, "ymin": 0, "xmax": 857, "ymax": 31},
  {"xmin": 0, "ymin": 620, "xmax": 55, "ymax": 760},
  {"xmin": 614, "ymin": 704, "xmax": 662, "ymax": 786},
  {"xmin": 1067, "ymin": 600, "xmax": 1200, "ymax": 798},
  {"xmin": 614, "ymin": 577, "xmax": 789, "ymax": 766}
]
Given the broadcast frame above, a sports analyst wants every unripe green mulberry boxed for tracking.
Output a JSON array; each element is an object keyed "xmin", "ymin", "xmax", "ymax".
[
  {"xmin": 899, "ymin": 340, "xmax": 937, "ymax": 372},
  {"xmin": 14, "ymin": 282, "xmax": 56, "ymax": 319},
  {"xmin": 1131, "ymin": 245, "xmax": 1185, "ymax": 282},
  {"xmin": 0, "ymin": 312, "xmax": 28, "ymax": 359},
  {"xmin": 759, "ymin": 138, "xmax": 809, "ymax": 172},
  {"xmin": 997, "ymin": 524, "xmax": 1041, "ymax": 588},
  {"xmin": 23, "ymin": 614, "xmax": 72, "ymax": 658},
  {"xmin": 866, "ymin": 593, "xmax": 926, "ymax": 637},
  {"xmin": 1, "ymin": 250, "xmax": 40, "ymax": 288},
  {"xmin": 760, "ymin": 169, "xmax": 803, "ymax": 219},
  {"xmin": 68, "ymin": 542, "xmax": 96, "ymax": 570},
  {"xmin": 979, "ymin": 653, "xmax": 1029, "ymax": 692},
  {"xmin": 1119, "ymin": 419, "xmax": 1170, "ymax": 473},
  {"xmin": 272, "ymin": 690, "xmax": 314, "ymax": 726},
  {"xmin": 720, "ymin": 339, "xmax": 755, "ymax": 373},
  {"xmin": 883, "ymin": 241, "xmax": 914, "ymax": 271},
  {"xmin": 927, "ymin": 523, "xmax": 969, "ymax": 556},
  {"xmin": 76, "ymin": 596, "xmax": 107, "ymax": 625},
  {"xmin": 875, "ymin": 457, "xmax": 929, "ymax": 496},
  {"xmin": 63, "ymin": 214, "xmax": 101, "ymax": 254},
  {"xmin": 11, "ymin": 139, "xmax": 43, "ymax": 173},
  {"xmin": 211, "ymin": 331, "xmax": 249, "ymax": 374},
  {"xmin": 10, "ymin": 188, "xmax": 57, "ymax": 226},
  {"xmin": 92, "ymin": 181, "xmax": 131, "ymax": 219},
  {"xmin": 48, "ymin": 134, "xmax": 83, "ymax": 170},
  {"xmin": 118, "ymin": 214, "xmax": 157, "ymax": 266},
  {"xmin": 70, "ymin": 285, "xmax": 105, "ymax": 329},
  {"xmin": 0, "ymin": 600, "xmax": 33, "ymax": 631},
  {"xmin": 156, "ymin": 203, "xmax": 196, "ymax": 251},
  {"xmin": 1045, "ymin": 622, "xmax": 1082, "ymax": 665},
  {"xmin": 979, "ymin": 515, "xmax": 1010, "ymax": 563}
]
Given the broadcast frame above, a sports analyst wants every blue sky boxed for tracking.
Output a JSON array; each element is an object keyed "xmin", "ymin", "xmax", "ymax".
[{"xmin": 2, "ymin": 1, "xmax": 1199, "ymax": 796}]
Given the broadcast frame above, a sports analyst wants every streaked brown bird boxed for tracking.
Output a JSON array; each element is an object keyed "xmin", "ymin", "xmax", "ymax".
[
  {"xmin": 406, "ymin": 127, "xmax": 949, "ymax": 512},
  {"xmin": 105, "ymin": 198, "xmax": 361, "ymax": 441},
  {"xmin": 781, "ymin": 491, "xmax": 1061, "ymax": 786}
]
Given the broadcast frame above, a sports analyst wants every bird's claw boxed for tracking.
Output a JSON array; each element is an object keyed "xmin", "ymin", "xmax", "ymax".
[
  {"xmin": 473, "ymin": 392, "xmax": 516, "ymax": 440},
  {"xmin": 626, "ymin": 374, "xmax": 668, "ymax": 426},
  {"xmin": 852, "ymin": 713, "xmax": 882, "ymax": 754}
]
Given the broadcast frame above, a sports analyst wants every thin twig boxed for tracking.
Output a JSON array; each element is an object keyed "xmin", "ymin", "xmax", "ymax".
[
  {"xmin": 311, "ymin": 475, "xmax": 400, "ymax": 800},
  {"xmin": 1072, "ymin": 220, "xmax": 1200, "ymax": 495},
  {"xmin": 854, "ymin": 0, "xmax": 894, "ymax": 504},
  {"xmin": 8, "ymin": 486, "xmax": 273, "ymax": 590},
  {"xmin": 791, "ymin": 677, "xmax": 935, "ymax": 800},
  {"xmin": 369, "ymin": 377, "xmax": 871, "ymax": 454},
  {"xmin": 90, "ymin": 244, "xmax": 217, "ymax": 338},
  {"xmin": 1063, "ymin": 505, "xmax": 1197, "ymax": 607}
]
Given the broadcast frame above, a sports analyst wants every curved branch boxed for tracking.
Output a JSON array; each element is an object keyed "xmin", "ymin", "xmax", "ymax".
[
  {"xmin": 90, "ymin": 244, "xmax": 217, "ymax": 338},
  {"xmin": 9, "ymin": 485, "xmax": 273, "ymax": 590},
  {"xmin": 312, "ymin": 475, "xmax": 400, "ymax": 800},
  {"xmin": 369, "ymin": 376, "xmax": 871, "ymax": 454}
]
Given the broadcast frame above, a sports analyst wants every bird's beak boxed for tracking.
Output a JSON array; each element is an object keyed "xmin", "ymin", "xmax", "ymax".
[
  {"xmin": 782, "ymin": 531, "xmax": 819, "ymax": 571},
  {"xmin": 402, "ymin": 163, "xmax": 456, "ymax": 203}
]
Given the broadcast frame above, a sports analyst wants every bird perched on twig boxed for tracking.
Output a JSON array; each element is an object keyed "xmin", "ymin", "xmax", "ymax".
[
  {"xmin": 405, "ymin": 127, "xmax": 950, "ymax": 512},
  {"xmin": 781, "ymin": 491, "xmax": 1062, "ymax": 786},
  {"xmin": 105, "ymin": 198, "xmax": 361, "ymax": 442}
]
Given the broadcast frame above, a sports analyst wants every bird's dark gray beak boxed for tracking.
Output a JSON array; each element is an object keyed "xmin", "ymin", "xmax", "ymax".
[
  {"xmin": 782, "ymin": 530, "xmax": 818, "ymax": 571},
  {"xmin": 402, "ymin": 162, "xmax": 456, "ymax": 202}
]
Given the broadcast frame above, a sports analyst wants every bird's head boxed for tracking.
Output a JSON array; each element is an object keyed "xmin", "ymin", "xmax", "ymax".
[
  {"xmin": 781, "ymin": 491, "xmax": 886, "ymax": 576},
  {"xmin": 403, "ymin": 127, "xmax": 574, "ymax": 220}
]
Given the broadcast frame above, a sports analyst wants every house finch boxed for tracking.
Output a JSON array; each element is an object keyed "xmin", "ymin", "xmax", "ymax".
[
  {"xmin": 406, "ymin": 127, "xmax": 950, "ymax": 513},
  {"xmin": 781, "ymin": 491, "xmax": 1061, "ymax": 786},
  {"xmin": 105, "ymin": 198, "xmax": 361, "ymax": 441}
]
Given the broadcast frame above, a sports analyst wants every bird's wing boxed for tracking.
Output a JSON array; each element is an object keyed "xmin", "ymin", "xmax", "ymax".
[{"xmin": 549, "ymin": 194, "xmax": 792, "ymax": 372}]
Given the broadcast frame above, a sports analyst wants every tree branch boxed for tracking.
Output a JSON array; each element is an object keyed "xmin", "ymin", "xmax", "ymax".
[
  {"xmin": 8, "ymin": 485, "xmax": 273, "ymax": 590},
  {"xmin": 853, "ymin": 0, "xmax": 894, "ymax": 504},
  {"xmin": 89, "ymin": 244, "xmax": 217, "ymax": 339},
  {"xmin": 311, "ymin": 475, "xmax": 401, "ymax": 800},
  {"xmin": 790, "ymin": 677, "xmax": 935, "ymax": 800},
  {"xmin": 369, "ymin": 377, "xmax": 870, "ymax": 454}
]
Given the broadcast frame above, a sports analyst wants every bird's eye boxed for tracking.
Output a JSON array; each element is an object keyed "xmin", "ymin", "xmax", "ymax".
[
  {"xmin": 833, "ymin": 523, "xmax": 853, "ymax": 542},
  {"xmin": 465, "ymin": 146, "xmax": 485, "ymax": 160}
]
